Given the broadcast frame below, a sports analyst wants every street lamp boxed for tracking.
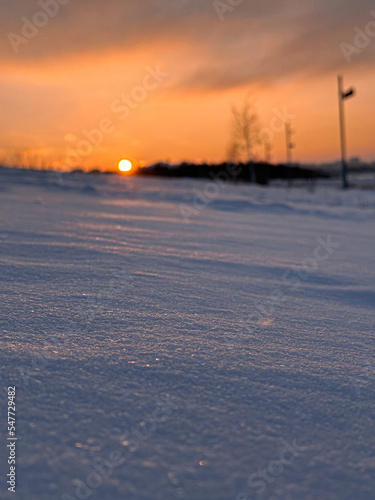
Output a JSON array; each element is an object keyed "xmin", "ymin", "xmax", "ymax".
[{"xmin": 338, "ymin": 75, "xmax": 355, "ymax": 189}]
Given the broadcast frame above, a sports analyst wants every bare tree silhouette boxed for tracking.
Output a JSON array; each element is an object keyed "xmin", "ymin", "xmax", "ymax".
[
  {"xmin": 228, "ymin": 98, "xmax": 261, "ymax": 181},
  {"xmin": 263, "ymin": 140, "xmax": 273, "ymax": 163}
]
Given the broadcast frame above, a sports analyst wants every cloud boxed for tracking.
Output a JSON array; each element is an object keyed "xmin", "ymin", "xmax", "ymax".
[{"xmin": 1, "ymin": 0, "xmax": 375, "ymax": 90}]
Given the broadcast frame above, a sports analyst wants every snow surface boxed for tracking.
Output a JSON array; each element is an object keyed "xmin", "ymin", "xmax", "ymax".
[{"xmin": 0, "ymin": 167, "xmax": 374, "ymax": 500}]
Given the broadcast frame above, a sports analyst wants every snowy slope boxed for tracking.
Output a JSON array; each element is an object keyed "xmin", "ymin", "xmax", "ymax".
[{"xmin": 0, "ymin": 167, "xmax": 374, "ymax": 500}]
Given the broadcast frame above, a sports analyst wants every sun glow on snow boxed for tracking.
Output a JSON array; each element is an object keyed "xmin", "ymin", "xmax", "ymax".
[{"xmin": 118, "ymin": 159, "xmax": 133, "ymax": 173}]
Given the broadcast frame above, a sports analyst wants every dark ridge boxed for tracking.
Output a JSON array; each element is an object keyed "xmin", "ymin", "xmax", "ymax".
[{"xmin": 137, "ymin": 161, "xmax": 331, "ymax": 185}]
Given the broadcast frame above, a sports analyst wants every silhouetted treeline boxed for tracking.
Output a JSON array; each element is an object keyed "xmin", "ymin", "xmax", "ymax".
[{"xmin": 138, "ymin": 162, "xmax": 330, "ymax": 185}]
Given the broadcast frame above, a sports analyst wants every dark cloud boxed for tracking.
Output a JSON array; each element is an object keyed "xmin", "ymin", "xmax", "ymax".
[{"xmin": 1, "ymin": 0, "xmax": 375, "ymax": 89}]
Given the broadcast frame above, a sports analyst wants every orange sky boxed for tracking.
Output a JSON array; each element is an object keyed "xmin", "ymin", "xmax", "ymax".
[{"xmin": 1, "ymin": 0, "xmax": 375, "ymax": 170}]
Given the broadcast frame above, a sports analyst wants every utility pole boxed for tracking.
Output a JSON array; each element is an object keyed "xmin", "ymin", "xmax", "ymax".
[
  {"xmin": 285, "ymin": 122, "xmax": 294, "ymax": 165},
  {"xmin": 285, "ymin": 121, "xmax": 295, "ymax": 185},
  {"xmin": 264, "ymin": 141, "xmax": 272, "ymax": 163},
  {"xmin": 338, "ymin": 75, "xmax": 355, "ymax": 189}
]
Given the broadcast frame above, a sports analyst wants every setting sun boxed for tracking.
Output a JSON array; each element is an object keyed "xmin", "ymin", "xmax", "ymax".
[{"xmin": 118, "ymin": 159, "xmax": 133, "ymax": 173}]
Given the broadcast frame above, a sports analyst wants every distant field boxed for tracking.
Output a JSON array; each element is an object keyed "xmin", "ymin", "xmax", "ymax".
[{"xmin": 0, "ymin": 167, "xmax": 374, "ymax": 500}]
